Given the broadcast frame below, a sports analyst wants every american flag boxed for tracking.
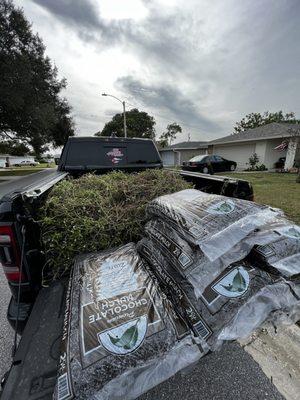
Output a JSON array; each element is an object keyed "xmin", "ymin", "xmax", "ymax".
[{"xmin": 274, "ymin": 141, "xmax": 288, "ymax": 151}]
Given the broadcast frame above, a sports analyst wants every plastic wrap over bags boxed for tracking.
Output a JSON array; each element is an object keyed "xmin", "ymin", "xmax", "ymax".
[
  {"xmin": 137, "ymin": 238, "xmax": 300, "ymax": 351},
  {"xmin": 247, "ymin": 219, "xmax": 300, "ymax": 278},
  {"xmin": 147, "ymin": 189, "xmax": 281, "ymax": 261},
  {"xmin": 144, "ymin": 218, "xmax": 254, "ymax": 298},
  {"xmin": 53, "ymin": 243, "xmax": 202, "ymax": 400}
]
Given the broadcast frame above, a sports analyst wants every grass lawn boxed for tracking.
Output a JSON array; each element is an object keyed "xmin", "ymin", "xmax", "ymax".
[
  {"xmin": 0, "ymin": 168, "xmax": 44, "ymax": 176},
  {"xmin": 218, "ymin": 172, "xmax": 300, "ymax": 224},
  {"xmin": 0, "ymin": 163, "xmax": 56, "ymax": 177}
]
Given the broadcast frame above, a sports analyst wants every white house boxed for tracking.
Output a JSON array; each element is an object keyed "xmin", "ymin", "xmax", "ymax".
[
  {"xmin": 159, "ymin": 141, "xmax": 208, "ymax": 166},
  {"xmin": 0, "ymin": 154, "xmax": 36, "ymax": 167},
  {"xmin": 208, "ymin": 123, "xmax": 300, "ymax": 170}
]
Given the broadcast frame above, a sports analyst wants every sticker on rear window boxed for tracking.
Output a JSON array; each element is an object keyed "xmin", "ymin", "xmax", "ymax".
[{"xmin": 107, "ymin": 148, "xmax": 124, "ymax": 165}]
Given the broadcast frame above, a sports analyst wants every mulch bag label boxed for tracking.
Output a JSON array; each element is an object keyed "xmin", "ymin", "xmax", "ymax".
[
  {"xmin": 202, "ymin": 266, "xmax": 250, "ymax": 302},
  {"xmin": 147, "ymin": 189, "xmax": 280, "ymax": 260},
  {"xmin": 54, "ymin": 243, "xmax": 202, "ymax": 400},
  {"xmin": 82, "ymin": 288, "xmax": 155, "ymax": 355}
]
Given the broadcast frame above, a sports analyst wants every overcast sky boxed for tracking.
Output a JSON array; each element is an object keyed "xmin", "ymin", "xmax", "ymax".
[{"xmin": 15, "ymin": 0, "xmax": 300, "ymax": 142}]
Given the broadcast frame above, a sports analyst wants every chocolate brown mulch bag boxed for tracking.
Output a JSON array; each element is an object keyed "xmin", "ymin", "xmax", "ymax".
[
  {"xmin": 247, "ymin": 220, "xmax": 300, "ymax": 279},
  {"xmin": 137, "ymin": 238, "xmax": 300, "ymax": 351},
  {"xmin": 53, "ymin": 243, "xmax": 202, "ymax": 400},
  {"xmin": 147, "ymin": 189, "xmax": 281, "ymax": 261},
  {"xmin": 144, "ymin": 218, "xmax": 255, "ymax": 298}
]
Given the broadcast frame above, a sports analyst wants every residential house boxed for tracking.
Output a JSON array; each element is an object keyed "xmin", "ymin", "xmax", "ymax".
[
  {"xmin": 159, "ymin": 141, "xmax": 208, "ymax": 166},
  {"xmin": 208, "ymin": 123, "xmax": 300, "ymax": 170}
]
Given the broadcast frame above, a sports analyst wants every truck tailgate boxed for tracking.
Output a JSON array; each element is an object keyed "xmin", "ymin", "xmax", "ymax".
[
  {"xmin": 1, "ymin": 280, "xmax": 67, "ymax": 400},
  {"xmin": 0, "ymin": 169, "xmax": 68, "ymax": 201}
]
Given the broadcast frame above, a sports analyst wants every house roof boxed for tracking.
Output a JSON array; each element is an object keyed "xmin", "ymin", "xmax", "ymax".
[
  {"xmin": 159, "ymin": 141, "xmax": 208, "ymax": 151},
  {"xmin": 209, "ymin": 123, "xmax": 300, "ymax": 145}
]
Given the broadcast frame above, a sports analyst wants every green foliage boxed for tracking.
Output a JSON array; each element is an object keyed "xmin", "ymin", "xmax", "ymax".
[
  {"xmin": 40, "ymin": 169, "xmax": 192, "ymax": 279},
  {"xmin": 0, "ymin": 139, "xmax": 29, "ymax": 155},
  {"xmin": 98, "ymin": 108, "xmax": 155, "ymax": 138},
  {"xmin": 255, "ymin": 164, "xmax": 268, "ymax": 171},
  {"xmin": 248, "ymin": 153, "xmax": 260, "ymax": 169},
  {"xmin": 0, "ymin": 0, "xmax": 74, "ymax": 156},
  {"xmin": 234, "ymin": 111, "xmax": 298, "ymax": 134},
  {"xmin": 245, "ymin": 154, "xmax": 267, "ymax": 171},
  {"xmin": 159, "ymin": 123, "xmax": 182, "ymax": 146}
]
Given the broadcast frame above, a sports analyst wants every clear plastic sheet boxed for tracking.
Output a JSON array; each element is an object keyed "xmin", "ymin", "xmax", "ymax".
[
  {"xmin": 246, "ymin": 219, "xmax": 300, "ymax": 278},
  {"xmin": 147, "ymin": 189, "xmax": 281, "ymax": 260},
  {"xmin": 144, "ymin": 218, "xmax": 258, "ymax": 298},
  {"xmin": 137, "ymin": 239, "xmax": 300, "ymax": 352},
  {"xmin": 218, "ymin": 279, "xmax": 300, "ymax": 342},
  {"xmin": 53, "ymin": 243, "xmax": 203, "ymax": 400}
]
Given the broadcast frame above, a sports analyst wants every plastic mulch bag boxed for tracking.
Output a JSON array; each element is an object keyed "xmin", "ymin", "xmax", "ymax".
[
  {"xmin": 147, "ymin": 189, "xmax": 281, "ymax": 261},
  {"xmin": 53, "ymin": 243, "xmax": 202, "ymax": 400},
  {"xmin": 144, "ymin": 218, "xmax": 253, "ymax": 298},
  {"xmin": 247, "ymin": 220, "xmax": 300, "ymax": 278},
  {"xmin": 137, "ymin": 238, "xmax": 300, "ymax": 351}
]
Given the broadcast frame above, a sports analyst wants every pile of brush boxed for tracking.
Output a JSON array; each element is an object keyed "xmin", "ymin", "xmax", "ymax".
[{"xmin": 40, "ymin": 169, "xmax": 192, "ymax": 279}]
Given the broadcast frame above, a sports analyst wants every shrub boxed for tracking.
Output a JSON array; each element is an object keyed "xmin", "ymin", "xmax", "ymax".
[
  {"xmin": 40, "ymin": 169, "xmax": 193, "ymax": 279},
  {"xmin": 255, "ymin": 164, "xmax": 268, "ymax": 171}
]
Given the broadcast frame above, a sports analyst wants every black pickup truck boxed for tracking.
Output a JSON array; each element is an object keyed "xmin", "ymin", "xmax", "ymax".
[{"xmin": 0, "ymin": 136, "xmax": 253, "ymax": 400}]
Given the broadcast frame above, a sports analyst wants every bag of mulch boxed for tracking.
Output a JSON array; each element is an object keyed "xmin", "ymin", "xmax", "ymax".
[
  {"xmin": 144, "ymin": 218, "xmax": 253, "ymax": 298},
  {"xmin": 53, "ymin": 243, "xmax": 202, "ymax": 400},
  {"xmin": 137, "ymin": 238, "xmax": 300, "ymax": 350},
  {"xmin": 247, "ymin": 220, "xmax": 300, "ymax": 278},
  {"xmin": 147, "ymin": 189, "xmax": 281, "ymax": 261}
]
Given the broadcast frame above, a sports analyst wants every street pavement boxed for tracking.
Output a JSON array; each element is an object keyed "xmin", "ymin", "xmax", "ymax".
[
  {"xmin": 0, "ymin": 269, "xmax": 15, "ymax": 379},
  {"xmin": 140, "ymin": 342, "xmax": 285, "ymax": 400}
]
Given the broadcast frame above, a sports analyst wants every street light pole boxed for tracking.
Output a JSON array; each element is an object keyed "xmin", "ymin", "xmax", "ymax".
[
  {"xmin": 122, "ymin": 101, "xmax": 127, "ymax": 138},
  {"xmin": 102, "ymin": 93, "xmax": 127, "ymax": 138}
]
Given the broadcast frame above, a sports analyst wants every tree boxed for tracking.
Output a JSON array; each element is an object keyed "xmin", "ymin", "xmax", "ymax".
[
  {"xmin": 233, "ymin": 111, "xmax": 299, "ymax": 134},
  {"xmin": 159, "ymin": 123, "xmax": 182, "ymax": 146},
  {"xmin": 0, "ymin": 0, "xmax": 75, "ymax": 156},
  {"xmin": 98, "ymin": 108, "xmax": 155, "ymax": 139},
  {"xmin": 0, "ymin": 139, "xmax": 30, "ymax": 156}
]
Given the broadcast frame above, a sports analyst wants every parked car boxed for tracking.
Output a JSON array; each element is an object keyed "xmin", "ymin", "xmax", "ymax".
[
  {"xmin": 182, "ymin": 154, "xmax": 237, "ymax": 173},
  {"xmin": 0, "ymin": 137, "xmax": 253, "ymax": 400},
  {"xmin": 14, "ymin": 160, "xmax": 39, "ymax": 167}
]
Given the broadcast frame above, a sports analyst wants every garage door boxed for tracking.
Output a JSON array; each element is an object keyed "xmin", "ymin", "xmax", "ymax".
[
  {"xmin": 213, "ymin": 143, "xmax": 256, "ymax": 170},
  {"xmin": 160, "ymin": 151, "xmax": 175, "ymax": 166}
]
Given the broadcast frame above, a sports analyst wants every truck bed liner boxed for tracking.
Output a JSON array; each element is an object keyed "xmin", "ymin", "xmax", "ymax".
[{"xmin": 1, "ymin": 280, "xmax": 67, "ymax": 400}]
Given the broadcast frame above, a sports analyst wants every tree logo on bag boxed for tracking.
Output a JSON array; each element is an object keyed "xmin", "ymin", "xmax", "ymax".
[
  {"xmin": 207, "ymin": 199, "xmax": 235, "ymax": 215},
  {"xmin": 98, "ymin": 316, "xmax": 148, "ymax": 355},
  {"xmin": 212, "ymin": 267, "xmax": 249, "ymax": 298}
]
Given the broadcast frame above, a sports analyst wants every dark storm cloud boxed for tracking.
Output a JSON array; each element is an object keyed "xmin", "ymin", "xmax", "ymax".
[
  {"xmin": 28, "ymin": 0, "xmax": 300, "ymax": 136},
  {"xmin": 32, "ymin": 0, "xmax": 99, "ymax": 27},
  {"xmin": 116, "ymin": 76, "xmax": 220, "ymax": 133},
  {"xmin": 31, "ymin": 0, "xmax": 197, "ymax": 69}
]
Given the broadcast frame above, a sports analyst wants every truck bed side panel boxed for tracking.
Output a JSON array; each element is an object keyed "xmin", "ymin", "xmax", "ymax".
[{"xmin": 1, "ymin": 280, "xmax": 66, "ymax": 400}]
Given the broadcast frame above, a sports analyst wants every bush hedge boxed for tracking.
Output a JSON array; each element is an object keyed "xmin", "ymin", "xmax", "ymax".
[{"xmin": 41, "ymin": 169, "xmax": 193, "ymax": 279}]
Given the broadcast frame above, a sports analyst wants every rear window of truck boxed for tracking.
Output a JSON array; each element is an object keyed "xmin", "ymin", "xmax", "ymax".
[{"xmin": 65, "ymin": 140, "xmax": 161, "ymax": 167}]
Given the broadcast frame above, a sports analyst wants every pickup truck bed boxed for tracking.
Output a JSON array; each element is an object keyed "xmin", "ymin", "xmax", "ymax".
[
  {"xmin": 1, "ymin": 280, "xmax": 67, "ymax": 400},
  {"xmin": 1, "ymin": 280, "xmax": 285, "ymax": 400},
  {"xmin": 0, "ymin": 137, "xmax": 255, "ymax": 399}
]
